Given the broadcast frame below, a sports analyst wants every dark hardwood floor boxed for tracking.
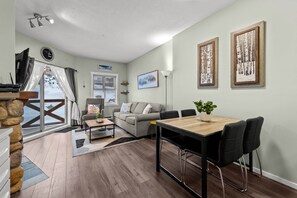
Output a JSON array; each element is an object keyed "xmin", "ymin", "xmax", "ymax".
[{"xmin": 12, "ymin": 132, "xmax": 297, "ymax": 198}]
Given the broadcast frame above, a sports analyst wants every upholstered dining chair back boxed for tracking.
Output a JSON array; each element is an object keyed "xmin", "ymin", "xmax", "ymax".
[
  {"xmin": 217, "ymin": 121, "xmax": 246, "ymax": 167},
  {"xmin": 160, "ymin": 110, "xmax": 179, "ymax": 120},
  {"xmin": 243, "ymin": 116, "xmax": 264, "ymax": 176},
  {"xmin": 243, "ymin": 116, "xmax": 264, "ymax": 154},
  {"xmin": 181, "ymin": 109, "xmax": 196, "ymax": 117}
]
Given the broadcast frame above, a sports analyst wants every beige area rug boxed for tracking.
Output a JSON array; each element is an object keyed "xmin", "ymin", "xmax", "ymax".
[{"xmin": 71, "ymin": 127, "xmax": 140, "ymax": 156}]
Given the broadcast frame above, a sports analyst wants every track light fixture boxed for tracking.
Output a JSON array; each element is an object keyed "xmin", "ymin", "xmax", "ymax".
[
  {"xmin": 28, "ymin": 13, "xmax": 54, "ymax": 28},
  {"xmin": 29, "ymin": 19, "xmax": 35, "ymax": 28}
]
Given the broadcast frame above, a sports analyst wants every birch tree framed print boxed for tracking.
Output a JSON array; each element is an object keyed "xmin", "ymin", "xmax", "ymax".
[
  {"xmin": 231, "ymin": 21, "xmax": 265, "ymax": 88},
  {"xmin": 198, "ymin": 37, "xmax": 218, "ymax": 88}
]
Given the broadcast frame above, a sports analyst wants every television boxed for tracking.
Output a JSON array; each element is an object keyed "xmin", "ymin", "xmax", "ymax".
[{"xmin": 15, "ymin": 48, "xmax": 33, "ymax": 90}]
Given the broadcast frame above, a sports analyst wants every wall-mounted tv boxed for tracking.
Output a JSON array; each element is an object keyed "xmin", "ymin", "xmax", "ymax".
[{"xmin": 15, "ymin": 48, "xmax": 34, "ymax": 90}]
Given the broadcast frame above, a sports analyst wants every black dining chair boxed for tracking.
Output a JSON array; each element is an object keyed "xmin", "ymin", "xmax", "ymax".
[
  {"xmin": 183, "ymin": 121, "xmax": 247, "ymax": 198},
  {"xmin": 160, "ymin": 110, "xmax": 184, "ymax": 181},
  {"xmin": 243, "ymin": 116, "xmax": 264, "ymax": 176},
  {"xmin": 181, "ymin": 109, "xmax": 197, "ymax": 117}
]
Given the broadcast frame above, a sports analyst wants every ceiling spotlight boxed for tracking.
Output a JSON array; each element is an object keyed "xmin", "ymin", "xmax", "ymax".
[
  {"xmin": 45, "ymin": 16, "xmax": 54, "ymax": 24},
  {"xmin": 28, "ymin": 13, "xmax": 54, "ymax": 28},
  {"xmin": 29, "ymin": 20, "xmax": 35, "ymax": 28}
]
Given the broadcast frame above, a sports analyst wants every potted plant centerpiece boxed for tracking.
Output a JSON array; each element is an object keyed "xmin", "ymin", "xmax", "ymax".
[
  {"xmin": 193, "ymin": 100, "xmax": 217, "ymax": 122},
  {"xmin": 96, "ymin": 111, "xmax": 104, "ymax": 123}
]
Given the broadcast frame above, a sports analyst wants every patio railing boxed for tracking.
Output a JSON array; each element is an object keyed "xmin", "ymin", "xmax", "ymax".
[{"xmin": 22, "ymin": 99, "xmax": 65, "ymax": 128}]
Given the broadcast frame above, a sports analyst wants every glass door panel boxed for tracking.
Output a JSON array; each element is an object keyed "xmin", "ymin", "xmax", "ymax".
[
  {"xmin": 22, "ymin": 66, "xmax": 67, "ymax": 137},
  {"xmin": 43, "ymin": 68, "xmax": 66, "ymax": 130}
]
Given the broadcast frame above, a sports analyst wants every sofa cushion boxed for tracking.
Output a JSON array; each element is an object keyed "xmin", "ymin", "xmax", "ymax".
[
  {"xmin": 87, "ymin": 104, "xmax": 100, "ymax": 114},
  {"xmin": 114, "ymin": 112, "xmax": 120, "ymax": 118},
  {"xmin": 133, "ymin": 102, "xmax": 148, "ymax": 114},
  {"xmin": 119, "ymin": 113, "xmax": 136, "ymax": 121},
  {"xmin": 150, "ymin": 103, "xmax": 162, "ymax": 113},
  {"xmin": 130, "ymin": 102, "xmax": 138, "ymax": 113},
  {"xmin": 120, "ymin": 103, "xmax": 132, "ymax": 113},
  {"xmin": 126, "ymin": 117, "xmax": 136, "ymax": 125},
  {"xmin": 142, "ymin": 104, "xmax": 152, "ymax": 114}
]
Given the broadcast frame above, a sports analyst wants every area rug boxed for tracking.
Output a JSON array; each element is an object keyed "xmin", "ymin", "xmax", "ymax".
[
  {"xmin": 71, "ymin": 127, "xmax": 140, "ymax": 156},
  {"xmin": 21, "ymin": 156, "xmax": 49, "ymax": 190}
]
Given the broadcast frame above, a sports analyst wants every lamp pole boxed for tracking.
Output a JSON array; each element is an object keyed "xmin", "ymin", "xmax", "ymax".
[
  {"xmin": 164, "ymin": 75, "xmax": 168, "ymax": 110},
  {"xmin": 161, "ymin": 70, "xmax": 171, "ymax": 111}
]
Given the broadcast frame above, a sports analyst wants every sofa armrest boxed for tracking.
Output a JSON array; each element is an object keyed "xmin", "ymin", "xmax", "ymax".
[
  {"xmin": 81, "ymin": 110, "xmax": 87, "ymax": 116},
  {"xmin": 82, "ymin": 113, "xmax": 97, "ymax": 121},
  {"xmin": 135, "ymin": 113, "xmax": 160, "ymax": 122},
  {"xmin": 112, "ymin": 108, "xmax": 121, "ymax": 114}
]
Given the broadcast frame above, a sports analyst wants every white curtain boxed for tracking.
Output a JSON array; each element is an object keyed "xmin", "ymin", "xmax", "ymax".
[
  {"xmin": 49, "ymin": 66, "xmax": 81, "ymax": 124},
  {"xmin": 24, "ymin": 61, "xmax": 45, "ymax": 91}
]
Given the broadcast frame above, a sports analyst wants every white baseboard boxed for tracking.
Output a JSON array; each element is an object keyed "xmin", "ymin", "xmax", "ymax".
[
  {"xmin": 252, "ymin": 167, "xmax": 297, "ymax": 190},
  {"xmin": 234, "ymin": 162, "xmax": 297, "ymax": 190},
  {"xmin": 23, "ymin": 125, "xmax": 70, "ymax": 143}
]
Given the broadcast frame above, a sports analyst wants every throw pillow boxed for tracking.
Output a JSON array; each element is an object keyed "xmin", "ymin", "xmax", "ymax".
[
  {"xmin": 143, "ymin": 104, "xmax": 152, "ymax": 114},
  {"xmin": 87, "ymin": 104, "xmax": 100, "ymax": 114},
  {"xmin": 120, "ymin": 103, "xmax": 132, "ymax": 113}
]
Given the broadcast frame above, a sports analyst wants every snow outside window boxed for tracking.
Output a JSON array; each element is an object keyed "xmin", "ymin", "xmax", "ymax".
[{"xmin": 91, "ymin": 72, "xmax": 118, "ymax": 105}]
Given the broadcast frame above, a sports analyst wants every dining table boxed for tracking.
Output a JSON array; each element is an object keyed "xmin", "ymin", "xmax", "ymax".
[{"xmin": 156, "ymin": 115, "xmax": 241, "ymax": 198}]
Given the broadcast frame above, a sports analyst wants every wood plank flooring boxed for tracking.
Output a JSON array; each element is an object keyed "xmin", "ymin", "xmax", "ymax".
[{"xmin": 12, "ymin": 131, "xmax": 297, "ymax": 198}]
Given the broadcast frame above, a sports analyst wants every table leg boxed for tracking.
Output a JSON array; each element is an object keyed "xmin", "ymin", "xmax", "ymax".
[
  {"xmin": 249, "ymin": 152, "xmax": 253, "ymax": 173},
  {"xmin": 201, "ymin": 138, "xmax": 208, "ymax": 198},
  {"xmin": 113, "ymin": 124, "xmax": 115, "ymax": 138},
  {"xmin": 156, "ymin": 126, "xmax": 160, "ymax": 172},
  {"xmin": 89, "ymin": 127, "xmax": 92, "ymax": 143}
]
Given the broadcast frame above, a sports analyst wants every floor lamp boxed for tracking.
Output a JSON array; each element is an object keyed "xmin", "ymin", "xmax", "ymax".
[{"xmin": 161, "ymin": 70, "xmax": 171, "ymax": 110}]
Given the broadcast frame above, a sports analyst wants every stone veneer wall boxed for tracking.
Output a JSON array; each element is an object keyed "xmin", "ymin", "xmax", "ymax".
[{"xmin": 0, "ymin": 100, "xmax": 24, "ymax": 193}]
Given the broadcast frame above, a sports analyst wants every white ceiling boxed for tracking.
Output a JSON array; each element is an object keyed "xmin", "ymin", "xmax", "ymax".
[{"xmin": 15, "ymin": 0, "xmax": 237, "ymax": 63}]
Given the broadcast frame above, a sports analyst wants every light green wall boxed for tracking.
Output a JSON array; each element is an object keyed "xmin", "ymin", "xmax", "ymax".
[
  {"xmin": 127, "ymin": 41, "xmax": 173, "ymax": 109},
  {"xmin": 172, "ymin": 0, "xmax": 297, "ymax": 183},
  {"xmin": 16, "ymin": 32, "xmax": 76, "ymax": 68},
  {"xmin": 0, "ymin": 0, "xmax": 15, "ymax": 83},
  {"xmin": 15, "ymin": 32, "xmax": 127, "ymax": 116},
  {"xmin": 75, "ymin": 56, "xmax": 127, "ymax": 116},
  {"xmin": 127, "ymin": 0, "xmax": 297, "ymax": 185}
]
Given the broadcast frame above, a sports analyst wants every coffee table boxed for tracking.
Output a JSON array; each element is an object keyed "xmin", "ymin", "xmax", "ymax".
[{"xmin": 85, "ymin": 118, "xmax": 115, "ymax": 143}]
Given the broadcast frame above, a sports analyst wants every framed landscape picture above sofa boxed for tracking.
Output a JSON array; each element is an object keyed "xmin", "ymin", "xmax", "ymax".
[
  {"xmin": 231, "ymin": 21, "xmax": 265, "ymax": 88},
  {"xmin": 197, "ymin": 37, "xmax": 218, "ymax": 88},
  {"xmin": 137, "ymin": 70, "xmax": 159, "ymax": 89}
]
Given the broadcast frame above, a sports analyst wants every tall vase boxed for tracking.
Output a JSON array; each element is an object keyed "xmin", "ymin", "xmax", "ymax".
[{"xmin": 200, "ymin": 112, "xmax": 212, "ymax": 122}]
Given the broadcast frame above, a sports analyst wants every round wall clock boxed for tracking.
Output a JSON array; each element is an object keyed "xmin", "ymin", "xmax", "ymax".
[{"xmin": 41, "ymin": 47, "xmax": 54, "ymax": 61}]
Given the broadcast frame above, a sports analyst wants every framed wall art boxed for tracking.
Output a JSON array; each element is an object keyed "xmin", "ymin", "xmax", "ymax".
[
  {"xmin": 231, "ymin": 21, "xmax": 265, "ymax": 88},
  {"xmin": 197, "ymin": 37, "xmax": 218, "ymax": 88},
  {"xmin": 137, "ymin": 70, "xmax": 159, "ymax": 89}
]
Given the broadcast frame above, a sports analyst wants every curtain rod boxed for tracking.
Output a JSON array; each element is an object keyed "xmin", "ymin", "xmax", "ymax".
[{"xmin": 34, "ymin": 59, "xmax": 77, "ymax": 72}]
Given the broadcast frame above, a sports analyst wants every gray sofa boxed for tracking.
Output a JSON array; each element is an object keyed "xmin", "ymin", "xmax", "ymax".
[{"xmin": 113, "ymin": 102, "xmax": 163, "ymax": 137}]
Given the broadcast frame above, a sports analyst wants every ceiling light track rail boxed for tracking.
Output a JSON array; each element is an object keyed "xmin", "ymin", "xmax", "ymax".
[{"xmin": 28, "ymin": 13, "xmax": 54, "ymax": 28}]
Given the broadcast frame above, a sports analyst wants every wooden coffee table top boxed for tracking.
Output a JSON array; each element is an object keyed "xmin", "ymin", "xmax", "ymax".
[{"xmin": 85, "ymin": 118, "xmax": 114, "ymax": 128}]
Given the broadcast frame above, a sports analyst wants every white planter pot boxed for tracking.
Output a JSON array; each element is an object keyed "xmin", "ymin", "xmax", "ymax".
[
  {"xmin": 200, "ymin": 112, "xmax": 212, "ymax": 122},
  {"xmin": 96, "ymin": 118, "xmax": 103, "ymax": 123}
]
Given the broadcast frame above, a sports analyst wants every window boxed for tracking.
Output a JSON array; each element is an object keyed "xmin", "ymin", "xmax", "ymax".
[{"xmin": 91, "ymin": 72, "xmax": 118, "ymax": 105}]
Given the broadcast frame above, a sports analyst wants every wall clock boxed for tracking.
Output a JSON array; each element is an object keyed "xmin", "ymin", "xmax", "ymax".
[{"xmin": 41, "ymin": 47, "xmax": 54, "ymax": 61}]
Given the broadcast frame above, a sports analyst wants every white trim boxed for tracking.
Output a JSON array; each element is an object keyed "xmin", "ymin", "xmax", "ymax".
[
  {"xmin": 234, "ymin": 162, "xmax": 297, "ymax": 190},
  {"xmin": 252, "ymin": 167, "xmax": 297, "ymax": 190},
  {"xmin": 23, "ymin": 125, "xmax": 70, "ymax": 143},
  {"xmin": 91, "ymin": 72, "xmax": 119, "ymax": 105}
]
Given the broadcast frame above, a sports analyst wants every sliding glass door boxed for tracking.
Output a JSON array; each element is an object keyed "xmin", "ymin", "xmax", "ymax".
[{"xmin": 22, "ymin": 67, "xmax": 67, "ymax": 137}]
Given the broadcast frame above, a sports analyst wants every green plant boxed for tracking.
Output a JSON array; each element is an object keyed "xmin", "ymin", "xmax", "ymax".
[
  {"xmin": 193, "ymin": 100, "xmax": 217, "ymax": 115},
  {"xmin": 96, "ymin": 112, "xmax": 103, "ymax": 119}
]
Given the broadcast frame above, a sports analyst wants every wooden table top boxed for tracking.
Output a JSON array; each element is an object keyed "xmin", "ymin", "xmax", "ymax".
[
  {"xmin": 156, "ymin": 115, "xmax": 241, "ymax": 137},
  {"xmin": 85, "ymin": 118, "xmax": 114, "ymax": 128}
]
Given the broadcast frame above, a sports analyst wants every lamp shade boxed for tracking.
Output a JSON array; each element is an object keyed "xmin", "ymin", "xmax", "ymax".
[{"xmin": 160, "ymin": 70, "xmax": 171, "ymax": 77}]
